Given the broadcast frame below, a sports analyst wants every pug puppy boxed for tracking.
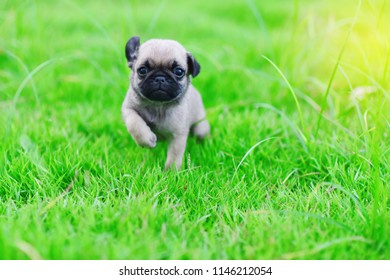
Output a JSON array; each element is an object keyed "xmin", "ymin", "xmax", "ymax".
[{"xmin": 121, "ymin": 36, "xmax": 210, "ymax": 170}]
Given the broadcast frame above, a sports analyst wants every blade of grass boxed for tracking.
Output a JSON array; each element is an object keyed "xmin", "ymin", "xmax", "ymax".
[
  {"xmin": 232, "ymin": 137, "xmax": 278, "ymax": 181},
  {"xmin": 282, "ymin": 236, "xmax": 370, "ymax": 259},
  {"xmin": 314, "ymin": 0, "xmax": 362, "ymax": 138},
  {"xmin": 4, "ymin": 50, "xmax": 39, "ymax": 103},
  {"xmin": 261, "ymin": 55, "xmax": 307, "ymax": 141},
  {"xmin": 381, "ymin": 44, "xmax": 390, "ymax": 86},
  {"xmin": 246, "ymin": 0, "xmax": 275, "ymax": 59},
  {"xmin": 12, "ymin": 59, "xmax": 55, "ymax": 106}
]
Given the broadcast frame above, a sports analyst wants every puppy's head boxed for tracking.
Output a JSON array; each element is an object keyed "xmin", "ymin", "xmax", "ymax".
[{"xmin": 125, "ymin": 36, "xmax": 200, "ymax": 103}]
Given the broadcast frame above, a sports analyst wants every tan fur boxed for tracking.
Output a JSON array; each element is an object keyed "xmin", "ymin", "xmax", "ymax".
[{"xmin": 122, "ymin": 39, "xmax": 210, "ymax": 170}]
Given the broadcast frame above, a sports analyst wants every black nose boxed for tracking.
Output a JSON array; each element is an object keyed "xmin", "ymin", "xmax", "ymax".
[{"xmin": 154, "ymin": 76, "xmax": 167, "ymax": 84}]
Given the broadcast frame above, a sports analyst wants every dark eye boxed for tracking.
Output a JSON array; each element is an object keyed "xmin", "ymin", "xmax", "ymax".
[
  {"xmin": 173, "ymin": 67, "xmax": 185, "ymax": 77},
  {"xmin": 137, "ymin": 66, "xmax": 148, "ymax": 76}
]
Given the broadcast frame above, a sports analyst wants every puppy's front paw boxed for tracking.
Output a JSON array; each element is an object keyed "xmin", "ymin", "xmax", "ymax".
[
  {"xmin": 164, "ymin": 160, "xmax": 181, "ymax": 171},
  {"xmin": 134, "ymin": 130, "xmax": 157, "ymax": 148}
]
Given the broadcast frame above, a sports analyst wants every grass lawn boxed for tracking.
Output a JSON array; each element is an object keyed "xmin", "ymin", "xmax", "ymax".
[{"xmin": 0, "ymin": 0, "xmax": 389, "ymax": 259}]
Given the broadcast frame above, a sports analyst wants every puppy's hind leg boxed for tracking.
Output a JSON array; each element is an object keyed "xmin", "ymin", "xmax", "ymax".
[
  {"xmin": 191, "ymin": 119, "xmax": 210, "ymax": 141},
  {"xmin": 164, "ymin": 134, "xmax": 188, "ymax": 171}
]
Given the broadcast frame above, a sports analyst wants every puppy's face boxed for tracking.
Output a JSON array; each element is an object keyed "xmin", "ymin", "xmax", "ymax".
[{"xmin": 125, "ymin": 36, "xmax": 200, "ymax": 103}]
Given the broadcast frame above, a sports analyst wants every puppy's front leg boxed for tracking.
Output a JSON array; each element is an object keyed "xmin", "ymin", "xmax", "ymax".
[
  {"xmin": 164, "ymin": 133, "xmax": 188, "ymax": 170},
  {"xmin": 122, "ymin": 107, "xmax": 157, "ymax": 148}
]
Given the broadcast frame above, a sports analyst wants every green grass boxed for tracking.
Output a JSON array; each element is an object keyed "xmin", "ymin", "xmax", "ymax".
[{"xmin": 0, "ymin": 0, "xmax": 389, "ymax": 259}]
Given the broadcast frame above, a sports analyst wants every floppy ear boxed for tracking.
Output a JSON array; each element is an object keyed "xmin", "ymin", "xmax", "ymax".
[
  {"xmin": 187, "ymin": 53, "xmax": 201, "ymax": 77},
  {"xmin": 125, "ymin": 36, "xmax": 140, "ymax": 69}
]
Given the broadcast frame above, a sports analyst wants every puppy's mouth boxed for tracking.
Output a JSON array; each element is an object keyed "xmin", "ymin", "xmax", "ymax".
[
  {"xmin": 136, "ymin": 72, "xmax": 186, "ymax": 103},
  {"xmin": 149, "ymin": 89, "xmax": 173, "ymax": 101},
  {"xmin": 138, "ymin": 88, "xmax": 183, "ymax": 103}
]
